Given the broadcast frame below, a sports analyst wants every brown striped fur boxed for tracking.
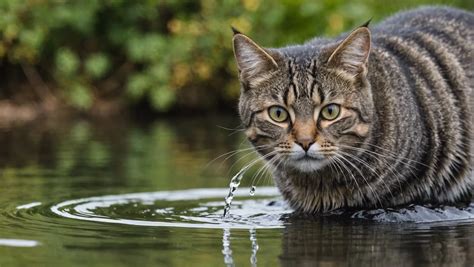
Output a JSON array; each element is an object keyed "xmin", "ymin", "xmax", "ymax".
[{"xmin": 232, "ymin": 6, "xmax": 473, "ymax": 213}]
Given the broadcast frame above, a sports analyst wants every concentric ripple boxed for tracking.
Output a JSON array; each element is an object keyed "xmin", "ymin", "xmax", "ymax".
[
  {"xmin": 12, "ymin": 187, "xmax": 474, "ymax": 232},
  {"xmin": 17, "ymin": 187, "xmax": 289, "ymax": 229}
]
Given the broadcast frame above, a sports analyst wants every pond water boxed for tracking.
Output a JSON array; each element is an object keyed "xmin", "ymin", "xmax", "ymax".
[{"xmin": 0, "ymin": 115, "xmax": 473, "ymax": 266}]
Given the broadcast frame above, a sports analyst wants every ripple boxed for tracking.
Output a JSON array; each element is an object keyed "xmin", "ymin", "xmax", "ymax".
[
  {"xmin": 0, "ymin": 239, "xmax": 40, "ymax": 247},
  {"xmin": 11, "ymin": 188, "xmax": 474, "ymax": 232},
  {"xmin": 351, "ymin": 203, "xmax": 474, "ymax": 223},
  {"xmin": 19, "ymin": 187, "xmax": 289, "ymax": 229},
  {"xmin": 16, "ymin": 202, "xmax": 42, "ymax": 210}
]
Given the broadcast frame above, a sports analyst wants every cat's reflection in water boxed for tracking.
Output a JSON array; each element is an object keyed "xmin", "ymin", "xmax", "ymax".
[
  {"xmin": 222, "ymin": 228, "xmax": 259, "ymax": 267},
  {"xmin": 279, "ymin": 215, "xmax": 474, "ymax": 266}
]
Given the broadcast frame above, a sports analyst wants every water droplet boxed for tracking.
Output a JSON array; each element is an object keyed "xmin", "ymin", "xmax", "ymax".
[
  {"xmin": 223, "ymin": 165, "xmax": 251, "ymax": 217},
  {"xmin": 249, "ymin": 186, "xmax": 256, "ymax": 196}
]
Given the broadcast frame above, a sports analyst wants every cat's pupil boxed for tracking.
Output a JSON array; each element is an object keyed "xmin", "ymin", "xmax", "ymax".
[
  {"xmin": 327, "ymin": 106, "xmax": 334, "ymax": 115},
  {"xmin": 276, "ymin": 109, "xmax": 281, "ymax": 117}
]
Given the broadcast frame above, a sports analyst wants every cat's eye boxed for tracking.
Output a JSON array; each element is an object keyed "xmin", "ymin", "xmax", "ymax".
[
  {"xmin": 321, "ymin": 104, "xmax": 340, "ymax": 120},
  {"xmin": 268, "ymin": 106, "xmax": 289, "ymax": 123}
]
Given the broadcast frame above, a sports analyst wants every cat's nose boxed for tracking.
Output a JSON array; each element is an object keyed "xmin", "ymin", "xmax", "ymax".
[{"xmin": 296, "ymin": 138, "xmax": 314, "ymax": 152}]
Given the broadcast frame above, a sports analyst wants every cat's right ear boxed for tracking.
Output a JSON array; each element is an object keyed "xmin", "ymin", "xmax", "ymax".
[{"xmin": 232, "ymin": 30, "xmax": 280, "ymax": 89}]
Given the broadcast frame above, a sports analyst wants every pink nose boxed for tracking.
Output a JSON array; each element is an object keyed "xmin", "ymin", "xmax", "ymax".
[{"xmin": 296, "ymin": 138, "xmax": 314, "ymax": 152}]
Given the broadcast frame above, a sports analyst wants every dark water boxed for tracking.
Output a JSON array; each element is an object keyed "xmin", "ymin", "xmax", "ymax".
[{"xmin": 0, "ymin": 116, "xmax": 473, "ymax": 266}]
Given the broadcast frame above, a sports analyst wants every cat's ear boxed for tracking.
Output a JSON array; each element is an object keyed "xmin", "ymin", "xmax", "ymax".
[
  {"xmin": 232, "ymin": 30, "xmax": 281, "ymax": 88},
  {"xmin": 327, "ymin": 26, "xmax": 371, "ymax": 77}
]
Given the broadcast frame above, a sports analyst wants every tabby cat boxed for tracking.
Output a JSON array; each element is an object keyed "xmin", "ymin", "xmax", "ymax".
[{"xmin": 232, "ymin": 6, "xmax": 473, "ymax": 213}]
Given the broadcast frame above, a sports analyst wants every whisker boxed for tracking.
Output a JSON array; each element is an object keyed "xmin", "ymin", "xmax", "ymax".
[
  {"xmin": 216, "ymin": 124, "xmax": 246, "ymax": 136},
  {"xmin": 329, "ymin": 157, "xmax": 348, "ymax": 185},
  {"xmin": 249, "ymin": 156, "xmax": 273, "ymax": 186},
  {"xmin": 226, "ymin": 144, "xmax": 277, "ymax": 175},
  {"xmin": 338, "ymin": 153, "xmax": 383, "ymax": 206},
  {"xmin": 342, "ymin": 146, "xmax": 405, "ymax": 189},
  {"xmin": 337, "ymin": 150, "xmax": 394, "ymax": 198},
  {"xmin": 263, "ymin": 155, "xmax": 286, "ymax": 186},
  {"xmin": 339, "ymin": 144, "xmax": 424, "ymax": 178},
  {"xmin": 350, "ymin": 142, "xmax": 430, "ymax": 167},
  {"xmin": 332, "ymin": 155, "xmax": 362, "ymax": 197},
  {"xmin": 204, "ymin": 144, "xmax": 270, "ymax": 171},
  {"xmin": 226, "ymin": 149, "xmax": 262, "ymax": 175},
  {"xmin": 250, "ymin": 155, "xmax": 280, "ymax": 187},
  {"xmin": 235, "ymin": 150, "xmax": 279, "ymax": 179},
  {"xmin": 339, "ymin": 144, "xmax": 422, "ymax": 190}
]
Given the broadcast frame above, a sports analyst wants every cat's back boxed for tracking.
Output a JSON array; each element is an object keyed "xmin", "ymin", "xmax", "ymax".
[
  {"xmin": 374, "ymin": 6, "xmax": 473, "ymax": 33},
  {"xmin": 366, "ymin": 6, "xmax": 473, "ymax": 200},
  {"xmin": 371, "ymin": 6, "xmax": 473, "ymax": 68},
  {"xmin": 369, "ymin": 6, "xmax": 473, "ymax": 113}
]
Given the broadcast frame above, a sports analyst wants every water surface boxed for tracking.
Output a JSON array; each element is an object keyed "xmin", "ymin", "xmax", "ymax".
[{"xmin": 0, "ymin": 116, "xmax": 473, "ymax": 266}]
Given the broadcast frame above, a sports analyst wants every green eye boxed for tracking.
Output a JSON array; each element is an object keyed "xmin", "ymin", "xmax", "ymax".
[
  {"xmin": 321, "ymin": 104, "xmax": 340, "ymax": 120},
  {"xmin": 268, "ymin": 106, "xmax": 289, "ymax": 122}
]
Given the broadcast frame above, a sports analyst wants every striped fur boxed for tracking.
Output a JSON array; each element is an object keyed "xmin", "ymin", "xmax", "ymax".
[{"xmin": 233, "ymin": 6, "xmax": 473, "ymax": 213}]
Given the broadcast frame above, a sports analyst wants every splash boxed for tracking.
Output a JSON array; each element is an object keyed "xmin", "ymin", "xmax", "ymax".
[
  {"xmin": 249, "ymin": 186, "xmax": 256, "ymax": 196},
  {"xmin": 223, "ymin": 166, "xmax": 252, "ymax": 217}
]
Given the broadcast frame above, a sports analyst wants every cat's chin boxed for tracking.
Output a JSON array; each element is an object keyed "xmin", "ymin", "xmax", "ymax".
[{"xmin": 287, "ymin": 157, "xmax": 329, "ymax": 173}]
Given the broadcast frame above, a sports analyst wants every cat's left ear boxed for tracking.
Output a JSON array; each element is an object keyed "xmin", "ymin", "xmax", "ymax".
[{"xmin": 327, "ymin": 26, "xmax": 371, "ymax": 77}]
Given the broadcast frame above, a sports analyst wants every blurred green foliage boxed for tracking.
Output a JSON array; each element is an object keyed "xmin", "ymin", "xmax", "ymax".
[{"xmin": 0, "ymin": 0, "xmax": 472, "ymax": 113}]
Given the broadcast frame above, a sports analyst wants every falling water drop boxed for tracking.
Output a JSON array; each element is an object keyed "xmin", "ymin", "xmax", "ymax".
[
  {"xmin": 249, "ymin": 186, "xmax": 256, "ymax": 196},
  {"xmin": 223, "ymin": 165, "xmax": 251, "ymax": 217}
]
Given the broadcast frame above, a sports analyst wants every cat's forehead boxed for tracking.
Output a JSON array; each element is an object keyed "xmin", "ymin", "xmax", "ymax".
[
  {"xmin": 277, "ymin": 54, "xmax": 322, "ymax": 102},
  {"xmin": 277, "ymin": 51, "xmax": 351, "ymax": 100},
  {"xmin": 248, "ymin": 47, "xmax": 348, "ymax": 114}
]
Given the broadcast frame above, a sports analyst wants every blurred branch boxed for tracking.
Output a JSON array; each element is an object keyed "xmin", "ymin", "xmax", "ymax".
[
  {"xmin": 99, "ymin": 62, "xmax": 135, "ymax": 96},
  {"xmin": 20, "ymin": 63, "xmax": 56, "ymax": 106}
]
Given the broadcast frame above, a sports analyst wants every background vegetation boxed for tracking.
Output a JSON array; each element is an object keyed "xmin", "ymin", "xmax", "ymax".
[{"xmin": 0, "ymin": 0, "xmax": 472, "ymax": 116}]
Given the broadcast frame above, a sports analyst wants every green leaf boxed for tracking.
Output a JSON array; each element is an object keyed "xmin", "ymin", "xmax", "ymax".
[
  {"xmin": 68, "ymin": 83, "xmax": 93, "ymax": 109},
  {"xmin": 150, "ymin": 86, "xmax": 175, "ymax": 111},
  {"xmin": 85, "ymin": 53, "xmax": 110, "ymax": 79},
  {"xmin": 126, "ymin": 34, "xmax": 166, "ymax": 62},
  {"xmin": 126, "ymin": 73, "xmax": 151, "ymax": 99},
  {"xmin": 56, "ymin": 48, "xmax": 80, "ymax": 76},
  {"xmin": 19, "ymin": 27, "xmax": 46, "ymax": 50}
]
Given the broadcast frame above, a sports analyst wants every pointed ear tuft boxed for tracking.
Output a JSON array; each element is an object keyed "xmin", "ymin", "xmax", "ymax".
[
  {"xmin": 231, "ymin": 26, "xmax": 241, "ymax": 35},
  {"xmin": 327, "ymin": 27, "xmax": 371, "ymax": 77},
  {"xmin": 360, "ymin": 18, "xmax": 372, "ymax": 28},
  {"xmin": 232, "ymin": 34, "xmax": 280, "ymax": 88}
]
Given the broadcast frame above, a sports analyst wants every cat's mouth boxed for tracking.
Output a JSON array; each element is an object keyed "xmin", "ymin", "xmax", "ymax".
[
  {"xmin": 304, "ymin": 153, "xmax": 326, "ymax": 160},
  {"xmin": 291, "ymin": 152, "xmax": 326, "ymax": 161},
  {"xmin": 285, "ymin": 153, "xmax": 329, "ymax": 172}
]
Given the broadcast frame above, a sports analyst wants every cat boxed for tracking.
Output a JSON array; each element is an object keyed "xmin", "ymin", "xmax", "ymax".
[{"xmin": 232, "ymin": 6, "xmax": 473, "ymax": 213}]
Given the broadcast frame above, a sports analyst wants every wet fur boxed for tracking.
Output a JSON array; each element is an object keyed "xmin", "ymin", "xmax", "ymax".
[{"xmin": 233, "ymin": 7, "xmax": 473, "ymax": 213}]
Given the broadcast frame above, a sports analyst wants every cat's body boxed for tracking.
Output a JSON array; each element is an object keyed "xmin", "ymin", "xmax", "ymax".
[{"xmin": 232, "ymin": 6, "xmax": 473, "ymax": 213}]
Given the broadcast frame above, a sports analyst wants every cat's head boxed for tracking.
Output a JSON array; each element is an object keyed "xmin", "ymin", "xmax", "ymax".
[{"xmin": 233, "ymin": 25, "xmax": 374, "ymax": 173}]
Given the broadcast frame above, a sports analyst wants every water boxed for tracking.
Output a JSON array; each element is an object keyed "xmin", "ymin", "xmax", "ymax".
[
  {"xmin": 249, "ymin": 186, "xmax": 256, "ymax": 196},
  {"xmin": 0, "ymin": 116, "xmax": 473, "ymax": 266},
  {"xmin": 223, "ymin": 165, "xmax": 252, "ymax": 218}
]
